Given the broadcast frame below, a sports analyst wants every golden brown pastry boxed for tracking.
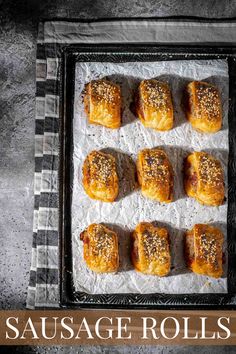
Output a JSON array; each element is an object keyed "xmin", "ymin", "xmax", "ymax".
[
  {"xmin": 84, "ymin": 79, "xmax": 121, "ymax": 129},
  {"xmin": 135, "ymin": 79, "xmax": 174, "ymax": 131},
  {"xmin": 82, "ymin": 150, "xmax": 119, "ymax": 202},
  {"xmin": 131, "ymin": 222, "xmax": 171, "ymax": 276},
  {"xmin": 185, "ymin": 224, "xmax": 223, "ymax": 278},
  {"xmin": 183, "ymin": 81, "xmax": 222, "ymax": 133},
  {"xmin": 137, "ymin": 148, "xmax": 173, "ymax": 203},
  {"xmin": 80, "ymin": 223, "xmax": 119, "ymax": 273},
  {"xmin": 184, "ymin": 151, "xmax": 225, "ymax": 206}
]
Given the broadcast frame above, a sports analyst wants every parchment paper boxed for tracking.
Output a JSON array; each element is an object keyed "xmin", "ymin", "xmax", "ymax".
[{"xmin": 72, "ymin": 59, "xmax": 228, "ymax": 294}]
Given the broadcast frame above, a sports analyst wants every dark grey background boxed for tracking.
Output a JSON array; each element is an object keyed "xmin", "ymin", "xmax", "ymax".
[{"xmin": 1, "ymin": 0, "xmax": 236, "ymax": 352}]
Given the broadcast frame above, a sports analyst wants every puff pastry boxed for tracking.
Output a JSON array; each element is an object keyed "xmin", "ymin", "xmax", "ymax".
[
  {"xmin": 84, "ymin": 79, "xmax": 121, "ymax": 129},
  {"xmin": 82, "ymin": 150, "xmax": 119, "ymax": 202},
  {"xmin": 184, "ymin": 151, "xmax": 225, "ymax": 206},
  {"xmin": 80, "ymin": 223, "xmax": 119, "ymax": 273},
  {"xmin": 137, "ymin": 148, "xmax": 173, "ymax": 203},
  {"xmin": 185, "ymin": 224, "xmax": 223, "ymax": 278},
  {"xmin": 183, "ymin": 81, "xmax": 222, "ymax": 133},
  {"xmin": 131, "ymin": 222, "xmax": 171, "ymax": 276},
  {"xmin": 135, "ymin": 79, "xmax": 174, "ymax": 131}
]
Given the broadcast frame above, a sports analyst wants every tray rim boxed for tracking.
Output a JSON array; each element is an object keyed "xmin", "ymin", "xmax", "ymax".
[{"xmin": 59, "ymin": 43, "xmax": 236, "ymax": 309}]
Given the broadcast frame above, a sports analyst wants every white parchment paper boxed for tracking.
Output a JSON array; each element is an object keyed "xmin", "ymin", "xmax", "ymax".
[{"xmin": 72, "ymin": 59, "xmax": 228, "ymax": 294}]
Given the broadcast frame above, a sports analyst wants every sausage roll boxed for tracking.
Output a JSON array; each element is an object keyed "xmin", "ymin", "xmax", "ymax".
[
  {"xmin": 184, "ymin": 151, "xmax": 225, "ymax": 206},
  {"xmin": 84, "ymin": 79, "xmax": 121, "ymax": 129},
  {"xmin": 80, "ymin": 223, "xmax": 119, "ymax": 273},
  {"xmin": 185, "ymin": 224, "xmax": 223, "ymax": 278},
  {"xmin": 183, "ymin": 81, "xmax": 222, "ymax": 133},
  {"xmin": 82, "ymin": 150, "xmax": 119, "ymax": 202},
  {"xmin": 135, "ymin": 79, "xmax": 174, "ymax": 131},
  {"xmin": 131, "ymin": 222, "xmax": 171, "ymax": 276},
  {"xmin": 137, "ymin": 148, "xmax": 173, "ymax": 203}
]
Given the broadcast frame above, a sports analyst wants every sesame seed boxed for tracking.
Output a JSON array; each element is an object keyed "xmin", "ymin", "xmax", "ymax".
[
  {"xmin": 141, "ymin": 149, "xmax": 171, "ymax": 184},
  {"xmin": 199, "ymin": 153, "xmax": 223, "ymax": 187},
  {"xmin": 91, "ymin": 80, "xmax": 120, "ymax": 105},
  {"xmin": 141, "ymin": 80, "xmax": 172, "ymax": 111},
  {"xmin": 142, "ymin": 228, "xmax": 169, "ymax": 264},
  {"xmin": 89, "ymin": 151, "xmax": 115, "ymax": 185},
  {"xmin": 195, "ymin": 82, "xmax": 221, "ymax": 121},
  {"xmin": 90, "ymin": 224, "xmax": 116, "ymax": 262},
  {"xmin": 197, "ymin": 232, "xmax": 220, "ymax": 267}
]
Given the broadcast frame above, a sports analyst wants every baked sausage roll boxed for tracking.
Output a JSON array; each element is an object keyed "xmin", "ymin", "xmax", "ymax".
[
  {"xmin": 183, "ymin": 81, "xmax": 222, "ymax": 133},
  {"xmin": 137, "ymin": 148, "xmax": 173, "ymax": 203},
  {"xmin": 84, "ymin": 79, "xmax": 121, "ymax": 129},
  {"xmin": 135, "ymin": 79, "xmax": 174, "ymax": 131},
  {"xmin": 80, "ymin": 223, "xmax": 119, "ymax": 273},
  {"xmin": 185, "ymin": 224, "xmax": 223, "ymax": 278},
  {"xmin": 184, "ymin": 151, "xmax": 225, "ymax": 206},
  {"xmin": 131, "ymin": 222, "xmax": 171, "ymax": 276},
  {"xmin": 82, "ymin": 150, "xmax": 119, "ymax": 202}
]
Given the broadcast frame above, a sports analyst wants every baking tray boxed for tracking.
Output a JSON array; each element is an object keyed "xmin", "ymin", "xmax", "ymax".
[{"xmin": 59, "ymin": 44, "xmax": 236, "ymax": 309}]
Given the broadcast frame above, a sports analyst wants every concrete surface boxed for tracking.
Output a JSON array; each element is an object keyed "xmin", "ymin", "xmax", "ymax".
[
  {"xmin": 1, "ymin": 0, "xmax": 236, "ymax": 352},
  {"xmin": 1, "ymin": 345, "xmax": 236, "ymax": 354}
]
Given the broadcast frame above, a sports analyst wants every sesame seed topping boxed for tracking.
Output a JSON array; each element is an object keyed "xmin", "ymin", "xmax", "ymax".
[
  {"xmin": 90, "ymin": 224, "xmax": 116, "ymax": 261},
  {"xmin": 89, "ymin": 151, "xmax": 116, "ymax": 185},
  {"xmin": 141, "ymin": 80, "xmax": 171, "ymax": 111},
  {"xmin": 91, "ymin": 80, "xmax": 120, "ymax": 106},
  {"xmin": 199, "ymin": 153, "xmax": 223, "ymax": 187},
  {"xmin": 142, "ymin": 149, "xmax": 171, "ymax": 184},
  {"xmin": 195, "ymin": 82, "xmax": 221, "ymax": 121},
  {"xmin": 198, "ymin": 232, "xmax": 220, "ymax": 267},
  {"xmin": 142, "ymin": 228, "xmax": 169, "ymax": 264}
]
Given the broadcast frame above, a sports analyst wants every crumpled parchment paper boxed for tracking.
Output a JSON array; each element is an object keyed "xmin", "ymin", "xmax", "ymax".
[{"xmin": 72, "ymin": 59, "xmax": 228, "ymax": 294}]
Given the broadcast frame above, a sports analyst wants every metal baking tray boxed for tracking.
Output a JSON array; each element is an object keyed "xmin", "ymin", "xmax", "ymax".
[{"xmin": 59, "ymin": 43, "xmax": 236, "ymax": 309}]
